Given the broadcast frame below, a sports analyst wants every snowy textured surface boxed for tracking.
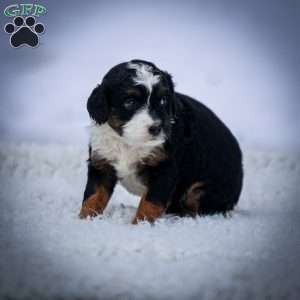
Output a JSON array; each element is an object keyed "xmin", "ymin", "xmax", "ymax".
[{"xmin": 0, "ymin": 143, "xmax": 299, "ymax": 300}]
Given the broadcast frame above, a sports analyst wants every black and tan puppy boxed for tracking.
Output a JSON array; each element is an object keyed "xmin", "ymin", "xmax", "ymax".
[{"xmin": 79, "ymin": 59, "xmax": 243, "ymax": 223}]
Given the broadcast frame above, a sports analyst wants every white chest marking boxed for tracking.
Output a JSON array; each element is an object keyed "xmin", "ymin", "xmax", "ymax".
[{"xmin": 90, "ymin": 122, "xmax": 164, "ymax": 196}]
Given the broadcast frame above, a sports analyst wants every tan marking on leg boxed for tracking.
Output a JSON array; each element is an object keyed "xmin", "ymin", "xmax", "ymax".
[
  {"xmin": 79, "ymin": 186, "xmax": 110, "ymax": 219},
  {"xmin": 132, "ymin": 194, "xmax": 165, "ymax": 224},
  {"xmin": 182, "ymin": 182, "xmax": 206, "ymax": 217}
]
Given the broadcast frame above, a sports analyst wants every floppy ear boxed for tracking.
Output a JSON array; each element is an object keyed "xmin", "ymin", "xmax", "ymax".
[
  {"xmin": 87, "ymin": 83, "xmax": 109, "ymax": 125},
  {"xmin": 164, "ymin": 71, "xmax": 182, "ymax": 124}
]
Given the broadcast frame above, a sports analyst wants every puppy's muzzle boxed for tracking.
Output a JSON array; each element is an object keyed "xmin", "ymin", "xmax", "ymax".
[{"xmin": 148, "ymin": 123, "xmax": 162, "ymax": 136}]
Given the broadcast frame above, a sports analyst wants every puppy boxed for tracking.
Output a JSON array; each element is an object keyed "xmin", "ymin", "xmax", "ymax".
[{"xmin": 79, "ymin": 59, "xmax": 243, "ymax": 223}]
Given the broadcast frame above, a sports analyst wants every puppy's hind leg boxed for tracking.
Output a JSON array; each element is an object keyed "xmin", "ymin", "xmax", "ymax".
[{"xmin": 180, "ymin": 182, "xmax": 206, "ymax": 217}]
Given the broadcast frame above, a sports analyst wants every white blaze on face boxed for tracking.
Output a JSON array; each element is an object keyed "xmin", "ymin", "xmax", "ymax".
[
  {"xmin": 122, "ymin": 107, "xmax": 165, "ymax": 147},
  {"xmin": 125, "ymin": 62, "xmax": 164, "ymax": 146},
  {"xmin": 127, "ymin": 62, "xmax": 160, "ymax": 104}
]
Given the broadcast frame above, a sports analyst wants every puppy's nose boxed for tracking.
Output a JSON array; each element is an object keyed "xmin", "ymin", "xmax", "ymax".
[{"xmin": 148, "ymin": 123, "xmax": 162, "ymax": 136}]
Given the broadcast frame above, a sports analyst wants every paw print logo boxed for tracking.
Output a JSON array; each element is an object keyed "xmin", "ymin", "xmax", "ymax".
[{"xmin": 4, "ymin": 16, "xmax": 45, "ymax": 48}]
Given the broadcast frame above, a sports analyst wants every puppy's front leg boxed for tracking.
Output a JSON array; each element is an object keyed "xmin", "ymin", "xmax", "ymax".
[
  {"xmin": 79, "ymin": 161, "xmax": 117, "ymax": 219},
  {"xmin": 132, "ymin": 192, "xmax": 165, "ymax": 224},
  {"xmin": 132, "ymin": 163, "xmax": 177, "ymax": 224}
]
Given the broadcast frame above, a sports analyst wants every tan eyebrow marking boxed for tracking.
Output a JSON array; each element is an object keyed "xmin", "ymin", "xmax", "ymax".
[
  {"xmin": 157, "ymin": 86, "xmax": 168, "ymax": 97},
  {"xmin": 126, "ymin": 88, "xmax": 142, "ymax": 97}
]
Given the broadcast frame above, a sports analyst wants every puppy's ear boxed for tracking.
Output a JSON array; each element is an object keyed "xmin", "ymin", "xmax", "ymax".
[
  {"xmin": 171, "ymin": 95, "xmax": 183, "ymax": 123},
  {"xmin": 87, "ymin": 83, "xmax": 109, "ymax": 124},
  {"xmin": 164, "ymin": 71, "xmax": 182, "ymax": 123}
]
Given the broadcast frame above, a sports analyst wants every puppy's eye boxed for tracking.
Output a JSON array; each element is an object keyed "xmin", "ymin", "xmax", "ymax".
[
  {"xmin": 124, "ymin": 98, "xmax": 136, "ymax": 110},
  {"xmin": 160, "ymin": 97, "xmax": 167, "ymax": 106}
]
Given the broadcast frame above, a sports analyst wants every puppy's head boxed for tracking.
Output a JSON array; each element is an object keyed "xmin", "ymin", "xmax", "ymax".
[{"xmin": 87, "ymin": 59, "xmax": 180, "ymax": 146}]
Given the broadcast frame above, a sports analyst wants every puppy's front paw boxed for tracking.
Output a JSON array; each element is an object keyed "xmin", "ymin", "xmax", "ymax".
[
  {"xmin": 132, "ymin": 196, "xmax": 165, "ymax": 224},
  {"xmin": 79, "ymin": 194, "xmax": 105, "ymax": 219}
]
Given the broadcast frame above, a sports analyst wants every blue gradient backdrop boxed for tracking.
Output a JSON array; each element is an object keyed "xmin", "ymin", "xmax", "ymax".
[{"xmin": 0, "ymin": 0, "xmax": 299, "ymax": 150}]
